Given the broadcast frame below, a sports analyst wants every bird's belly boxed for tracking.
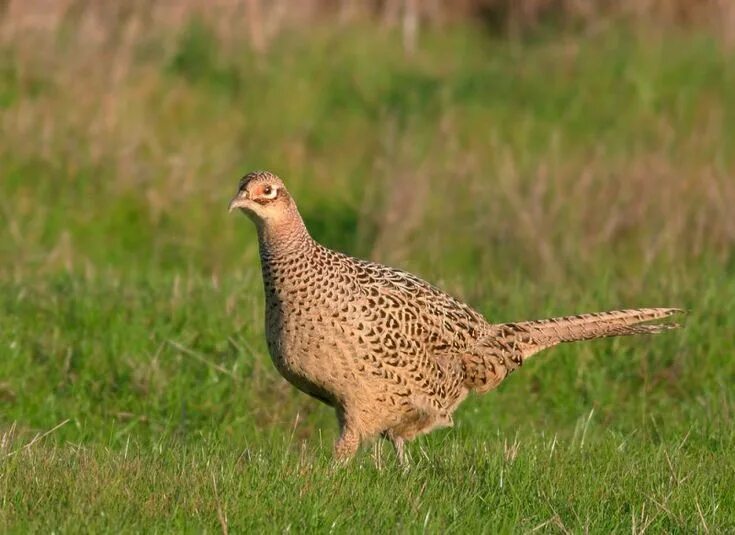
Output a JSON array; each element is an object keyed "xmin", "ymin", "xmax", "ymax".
[{"xmin": 265, "ymin": 308, "xmax": 361, "ymax": 404}]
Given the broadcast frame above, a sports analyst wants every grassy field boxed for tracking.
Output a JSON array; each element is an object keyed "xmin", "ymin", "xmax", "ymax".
[{"xmin": 1, "ymin": 10, "xmax": 735, "ymax": 533}]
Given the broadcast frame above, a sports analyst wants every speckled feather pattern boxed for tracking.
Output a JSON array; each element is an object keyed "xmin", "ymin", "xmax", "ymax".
[{"xmin": 232, "ymin": 171, "xmax": 682, "ymax": 464}]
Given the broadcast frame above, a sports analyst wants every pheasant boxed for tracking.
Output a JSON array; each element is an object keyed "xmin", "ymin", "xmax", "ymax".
[{"xmin": 228, "ymin": 170, "xmax": 682, "ymax": 465}]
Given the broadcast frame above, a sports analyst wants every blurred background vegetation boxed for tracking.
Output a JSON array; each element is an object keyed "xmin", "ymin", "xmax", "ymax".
[
  {"xmin": 1, "ymin": 1, "xmax": 734, "ymax": 530},
  {"xmin": 2, "ymin": 0, "xmax": 734, "ymax": 282}
]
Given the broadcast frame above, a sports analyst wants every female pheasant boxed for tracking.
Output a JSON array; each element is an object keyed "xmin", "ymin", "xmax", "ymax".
[{"xmin": 229, "ymin": 170, "xmax": 682, "ymax": 465}]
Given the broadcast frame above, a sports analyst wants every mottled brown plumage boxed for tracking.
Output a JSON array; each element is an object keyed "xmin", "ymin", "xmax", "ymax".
[{"xmin": 229, "ymin": 171, "xmax": 682, "ymax": 465}]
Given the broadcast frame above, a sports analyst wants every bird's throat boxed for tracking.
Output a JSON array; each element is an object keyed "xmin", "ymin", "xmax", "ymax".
[{"xmin": 256, "ymin": 212, "xmax": 313, "ymax": 263}]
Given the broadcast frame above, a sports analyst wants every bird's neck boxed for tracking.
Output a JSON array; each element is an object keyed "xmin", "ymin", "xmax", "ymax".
[{"xmin": 256, "ymin": 208, "xmax": 314, "ymax": 265}]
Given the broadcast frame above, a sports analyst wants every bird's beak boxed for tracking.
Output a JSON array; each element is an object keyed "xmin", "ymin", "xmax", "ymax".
[{"xmin": 228, "ymin": 191, "xmax": 249, "ymax": 213}]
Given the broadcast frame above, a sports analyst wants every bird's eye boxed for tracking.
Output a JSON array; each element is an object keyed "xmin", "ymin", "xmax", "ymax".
[{"xmin": 261, "ymin": 185, "xmax": 278, "ymax": 199}]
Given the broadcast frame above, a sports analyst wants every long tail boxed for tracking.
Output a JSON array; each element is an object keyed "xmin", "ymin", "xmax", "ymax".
[
  {"xmin": 510, "ymin": 307, "xmax": 683, "ymax": 358},
  {"xmin": 464, "ymin": 307, "xmax": 683, "ymax": 393}
]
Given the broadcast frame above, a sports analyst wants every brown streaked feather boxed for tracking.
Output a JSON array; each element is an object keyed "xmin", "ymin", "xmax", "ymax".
[
  {"xmin": 509, "ymin": 307, "xmax": 683, "ymax": 357},
  {"xmin": 463, "ymin": 308, "xmax": 683, "ymax": 393}
]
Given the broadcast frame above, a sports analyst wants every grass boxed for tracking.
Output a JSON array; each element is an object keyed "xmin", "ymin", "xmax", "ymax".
[
  {"xmin": 1, "ymin": 9, "xmax": 734, "ymax": 533},
  {"xmin": 3, "ymin": 431, "xmax": 734, "ymax": 532}
]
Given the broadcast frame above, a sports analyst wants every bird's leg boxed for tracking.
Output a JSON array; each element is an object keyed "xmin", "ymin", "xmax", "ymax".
[
  {"xmin": 333, "ymin": 407, "xmax": 360, "ymax": 463},
  {"xmin": 384, "ymin": 431, "xmax": 409, "ymax": 469},
  {"xmin": 393, "ymin": 437, "xmax": 408, "ymax": 469},
  {"xmin": 334, "ymin": 427, "xmax": 360, "ymax": 462}
]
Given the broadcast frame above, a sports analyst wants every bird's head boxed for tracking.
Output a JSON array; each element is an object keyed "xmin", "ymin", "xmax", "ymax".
[{"xmin": 228, "ymin": 171, "xmax": 293, "ymax": 227}]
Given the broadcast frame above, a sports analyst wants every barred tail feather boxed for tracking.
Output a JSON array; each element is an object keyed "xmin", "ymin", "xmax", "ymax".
[
  {"xmin": 513, "ymin": 307, "xmax": 683, "ymax": 356},
  {"xmin": 464, "ymin": 307, "xmax": 683, "ymax": 394}
]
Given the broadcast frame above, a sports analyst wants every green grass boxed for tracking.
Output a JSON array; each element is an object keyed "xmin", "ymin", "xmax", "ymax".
[{"xmin": 1, "ymin": 15, "xmax": 734, "ymax": 532}]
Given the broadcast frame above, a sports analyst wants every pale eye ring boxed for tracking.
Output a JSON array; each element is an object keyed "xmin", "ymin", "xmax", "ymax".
[{"xmin": 262, "ymin": 185, "xmax": 278, "ymax": 199}]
